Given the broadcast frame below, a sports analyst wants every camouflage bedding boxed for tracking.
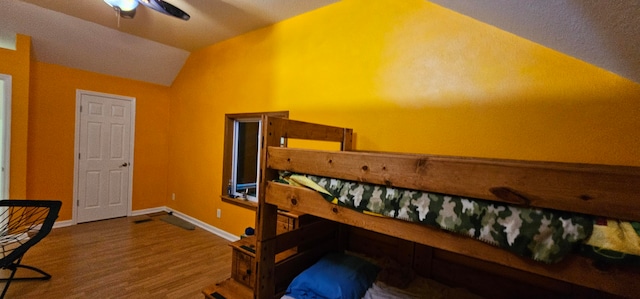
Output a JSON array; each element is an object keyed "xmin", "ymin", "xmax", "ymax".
[{"xmin": 278, "ymin": 172, "xmax": 594, "ymax": 263}]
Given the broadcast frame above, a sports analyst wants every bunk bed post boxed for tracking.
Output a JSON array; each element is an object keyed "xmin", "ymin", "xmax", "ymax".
[
  {"xmin": 254, "ymin": 118, "xmax": 355, "ymax": 298},
  {"xmin": 255, "ymin": 115, "xmax": 282, "ymax": 299},
  {"xmin": 341, "ymin": 128, "xmax": 353, "ymax": 151},
  {"xmin": 336, "ymin": 128, "xmax": 353, "ymax": 252}
]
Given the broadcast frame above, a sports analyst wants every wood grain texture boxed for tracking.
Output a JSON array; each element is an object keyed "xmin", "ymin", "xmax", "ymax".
[
  {"xmin": 265, "ymin": 117, "xmax": 349, "ymax": 143},
  {"xmin": 266, "ymin": 181, "xmax": 640, "ymax": 298},
  {"xmin": 202, "ymin": 278, "xmax": 253, "ymax": 299},
  {"xmin": 255, "ymin": 116, "xmax": 355, "ymax": 299},
  {"xmin": 266, "ymin": 146, "xmax": 640, "ymax": 221},
  {"xmin": 1, "ymin": 215, "xmax": 231, "ymax": 299},
  {"xmin": 255, "ymin": 117, "xmax": 640, "ymax": 299}
]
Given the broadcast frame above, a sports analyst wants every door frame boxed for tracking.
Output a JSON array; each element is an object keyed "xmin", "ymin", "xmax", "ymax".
[
  {"xmin": 72, "ymin": 89, "xmax": 136, "ymax": 224},
  {"xmin": 0, "ymin": 74, "xmax": 11, "ymax": 199}
]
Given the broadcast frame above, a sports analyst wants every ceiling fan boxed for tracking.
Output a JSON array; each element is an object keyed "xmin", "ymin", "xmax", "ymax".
[{"xmin": 103, "ymin": 0, "xmax": 190, "ymax": 21}]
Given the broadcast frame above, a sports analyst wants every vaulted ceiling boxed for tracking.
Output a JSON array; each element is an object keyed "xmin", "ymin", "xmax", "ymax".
[{"xmin": 1, "ymin": 0, "xmax": 639, "ymax": 86}]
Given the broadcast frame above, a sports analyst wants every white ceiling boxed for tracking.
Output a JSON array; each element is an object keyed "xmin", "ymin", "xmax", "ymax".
[
  {"xmin": 430, "ymin": 0, "xmax": 640, "ymax": 85},
  {"xmin": 1, "ymin": 0, "xmax": 639, "ymax": 86},
  {"xmin": 0, "ymin": 0, "xmax": 340, "ymax": 86}
]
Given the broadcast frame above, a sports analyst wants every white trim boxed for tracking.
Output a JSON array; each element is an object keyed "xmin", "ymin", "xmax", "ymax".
[
  {"xmin": 53, "ymin": 219, "xmax": 74, "ymax": 229},
  {"xmin": 72, "ymin": 89, "xmax": 136, "ymax": 224},
  {"xmin": 0, "ymin": 74, "xmax": 11, "ymax": 199},
  {"xmin": 231, "ymin": 118, "xmax": 261, "ymax": 202},
  {"xmin": 130, "ymin": 206, "xmax": 167, "ymax": 217},
  {"xmin": 165, "ymin": 208, "xmax": 240, "ymax": 242},
  {"xmin": 50, "ymin": 206, "xmax": 240, "ymax": 242}
]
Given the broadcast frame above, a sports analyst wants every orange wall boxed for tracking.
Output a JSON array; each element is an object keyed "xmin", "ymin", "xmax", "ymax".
[
  {"xmin": 0, "ymin": 34, "xmax": 31, "ymax": 199},
  {"xmin": 169, "ymin": 0, "xmax": 640, "ymax": 236},
  {"xmin": 27, "ymin": 62, "xmax": 170, "ymax": 220},
  {"xmin": 3, "ymin": 0, "xmax": 639, "ymax": 235}
]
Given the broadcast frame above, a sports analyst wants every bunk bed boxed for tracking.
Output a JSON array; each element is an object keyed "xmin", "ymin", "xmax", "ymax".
[{"xmin": 254, "ymin": 116, "xmax": 640, "ymax": 299}]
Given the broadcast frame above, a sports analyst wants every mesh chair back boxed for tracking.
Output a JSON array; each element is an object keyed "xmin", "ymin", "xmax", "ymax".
[
  {"xmin": 0, "ymin": 200, "xmax": 61, "ymax": 298},
  {"xmin": 0, "ymin": 200, "xmax": 61, "ymax": 268}
]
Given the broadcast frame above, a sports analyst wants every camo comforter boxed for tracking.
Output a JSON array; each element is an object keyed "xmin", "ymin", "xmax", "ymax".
[{"xmin": 279, "ymin": 173, "xmax": 593, "ymax": 263}]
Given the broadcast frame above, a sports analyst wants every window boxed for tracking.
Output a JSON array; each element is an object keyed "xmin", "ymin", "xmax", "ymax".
[
  {"xmin": 222, "ymin": 111, "xmax": 288, "ymax": 206},
  {"xmin": 231, "ymin": 118, "xmax": 260, "ymax": 200}
]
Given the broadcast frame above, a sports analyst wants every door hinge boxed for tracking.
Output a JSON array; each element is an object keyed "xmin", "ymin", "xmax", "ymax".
[
  {"xmin": 80, "ymin": 105, "xmax": 83, "ymax": 112},
  {"xmin": 77, "ymin": 200, "xmax": 79, "ymax": 207},
  {"xmin": 78, "ymin": 153, "xmax": 81, "ymax": 159}
]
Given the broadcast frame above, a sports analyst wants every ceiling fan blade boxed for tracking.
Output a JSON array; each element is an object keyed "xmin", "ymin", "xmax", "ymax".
[{"xmin": 137, "ymin": 0, "xmax": 190, "ymax": 20}]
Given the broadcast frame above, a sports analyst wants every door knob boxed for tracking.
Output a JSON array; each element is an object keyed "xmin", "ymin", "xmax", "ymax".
[{"xmin": 119, "ymin": 162, "xmax": 129, "ymax": 168}]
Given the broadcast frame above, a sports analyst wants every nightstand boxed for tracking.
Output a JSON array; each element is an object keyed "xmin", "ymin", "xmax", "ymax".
[
  {"xmin": 202, "ymin": 210, "xmax": 311, "ymax": 298},
  {"xmin": 201, "ymin": 237, "xmax": 256, "ymax": 299},
  {"xmin": 229, "ymin": 236, "xmax": 256, "ymax": 288}
]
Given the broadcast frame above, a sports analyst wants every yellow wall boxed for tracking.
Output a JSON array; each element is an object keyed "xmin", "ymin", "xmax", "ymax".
[
  {"xmin": 169, "ymin": 0, "xmax": 640, "ymax": 236},
  {"xmin": 0, "ymin": 34, "xmax": 31, "ymax": 199},
  {"xmin": 2, "ymin": 0, "xmax": 639, "ymax": 235},
  {"xmin": 27, "ymin": 62, "xmax": 170, "ymax": 220}
]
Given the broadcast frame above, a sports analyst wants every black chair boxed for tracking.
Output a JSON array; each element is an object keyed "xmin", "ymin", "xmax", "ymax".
[{"xmin": 0, "ymin": 200, "xmax": 61, "ymax": 298}]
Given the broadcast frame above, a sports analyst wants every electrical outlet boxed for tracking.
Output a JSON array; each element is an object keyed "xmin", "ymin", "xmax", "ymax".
[
  {"xmin": 171, "ymin": 193, "xmax": 176, "ymax": 200},
  {"xmin": 216, "ymin": 209, "xmax": 221, "ymax": 218}
]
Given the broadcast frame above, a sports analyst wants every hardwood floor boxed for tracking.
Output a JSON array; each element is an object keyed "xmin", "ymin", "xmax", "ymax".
[{"xmin": 1, "ymin": 213, "xmax": 232, "ymax": 299}]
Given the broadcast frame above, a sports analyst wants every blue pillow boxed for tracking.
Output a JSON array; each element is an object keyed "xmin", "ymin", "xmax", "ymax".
[{"xmin": 285, "ymin": 252, "xmax": 380, "ymax": 299}]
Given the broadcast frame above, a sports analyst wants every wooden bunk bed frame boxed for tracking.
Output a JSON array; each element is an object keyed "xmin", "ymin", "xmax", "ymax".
[{"xmin": 255, "ymin": 116, "xmax": 640, "ymax": 299}]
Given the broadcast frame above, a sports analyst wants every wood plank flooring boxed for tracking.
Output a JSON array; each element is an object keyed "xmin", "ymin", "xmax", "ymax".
[{"xmin": 1, "ymin": 213, "xmax": 232, "ymax": 299}]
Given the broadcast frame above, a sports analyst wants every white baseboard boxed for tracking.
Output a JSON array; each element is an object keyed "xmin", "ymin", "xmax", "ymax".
[
  {"xmin": 130, "ymin": 206, "xmax": 167, "ymax": 217},
  {"xmin": 53, "ymin": 206, "xmax": 239, "ymax": 242},
  {"xmin": 166, "ymin": 208, "xmax": 240, "ymax": 242},
  {"xmin": 53, "ymin": 219, "xmax": 74, "ymax": 228}
]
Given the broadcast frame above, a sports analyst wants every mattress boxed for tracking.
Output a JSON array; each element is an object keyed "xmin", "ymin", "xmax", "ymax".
[
  {"xmin": 280, "ymin": 251, "xmax": 483, "ymax": 299},
  {"xmin": 279, "ymin": 172, "xmax": 593, "ymax": 263}
]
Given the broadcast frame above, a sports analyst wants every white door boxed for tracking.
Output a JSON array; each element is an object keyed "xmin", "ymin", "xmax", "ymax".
[{"xmin": 75, "ymin": 90, "xmax": 134, "ymax": 223}]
